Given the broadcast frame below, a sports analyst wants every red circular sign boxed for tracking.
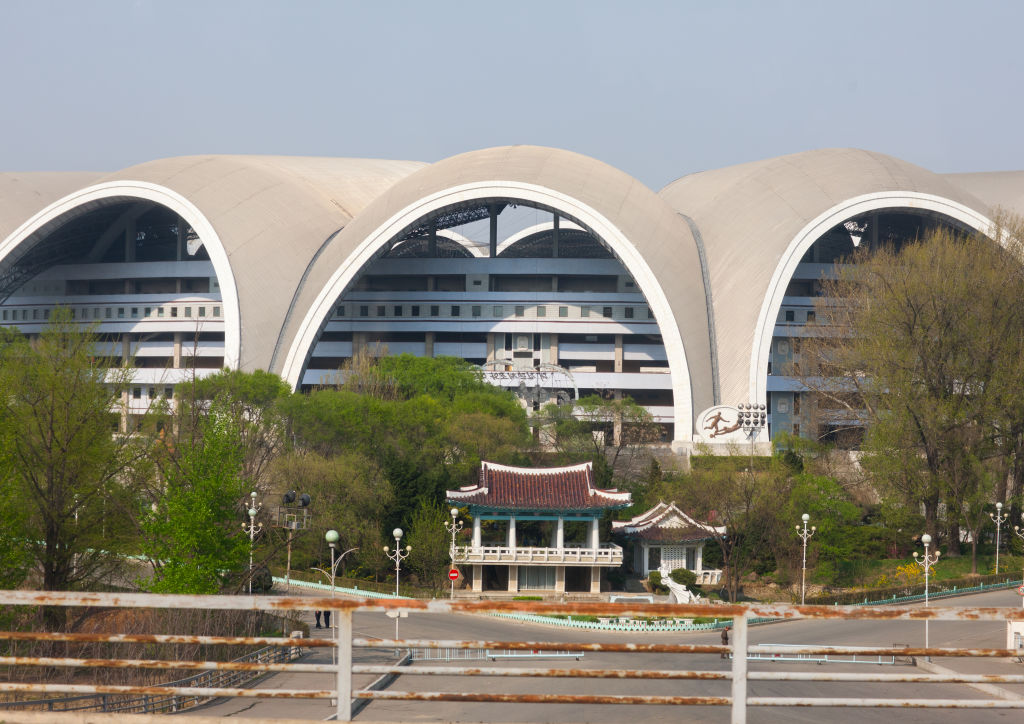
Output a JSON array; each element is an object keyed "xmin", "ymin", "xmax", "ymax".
[{"xmin": 448, "ymin": 569, "xmax": 460, "ymax": 581}]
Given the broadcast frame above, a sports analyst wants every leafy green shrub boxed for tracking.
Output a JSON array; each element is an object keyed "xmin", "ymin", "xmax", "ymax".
[
  {"xmin": 669, "ymin": 568, "xmax": 698, "ymax": 589},
  {"xmin": 513, "ymin": 595, "xmax": 543, "ymax": 601},
  {"xmin": 648, "ymin": 570, "xmax": 669, "ymax": 594}
]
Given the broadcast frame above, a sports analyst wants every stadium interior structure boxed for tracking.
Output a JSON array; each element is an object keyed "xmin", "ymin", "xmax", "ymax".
[{"xmin": 0, "ymin": 147, "xmax": 1020, "ymax": 452}]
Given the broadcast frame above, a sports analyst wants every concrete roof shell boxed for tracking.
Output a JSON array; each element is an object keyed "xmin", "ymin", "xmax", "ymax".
[
  {"xmin": 659, "ymin": 148, "xmax": 994, "ymax": 410},
  {"xmin": 0, "ymin": 172, "xmax": 103, "ymax": 243},
  {"xmin": 944, "ymin": 171, "xmax": 1024, "ymax": 217},
  {"xmin": 0, "ymin": 155, "xmax": 425, "ymax": 371},
  {"xmin": 277, "ymin": 145, "xmax": 715, "ymax": 437}
]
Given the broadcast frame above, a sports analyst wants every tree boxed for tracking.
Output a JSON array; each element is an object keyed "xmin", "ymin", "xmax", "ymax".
[
  {"xmin": 799, "ymin": 218, "xmax": 1024, "ymax": 555},
  {"xmin": 648, "ymin": 460, "xmax": 786, "ymax": 602},
  {"xmin": 139, "ymin": 397, "xmax": 250, "ymax": 594},
  {"xmin": 536, "ymin": 394, "xmax": 661, "ymax": 486},
  {"xmin": 404, "ymin": 500, "xmax": 451, "ymax": 592},
  {"xmin": 192, "ymin": 369, "xmax": 291, "ymax": 487},
  {"xmin": 0, "ymin": 310, "xmax": 147, "ymax": 594}
]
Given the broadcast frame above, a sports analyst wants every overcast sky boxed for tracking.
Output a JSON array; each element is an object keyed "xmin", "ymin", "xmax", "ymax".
[{"xmin": 2, "ymin": 0, "xmax": 1021, "ymax": 189}]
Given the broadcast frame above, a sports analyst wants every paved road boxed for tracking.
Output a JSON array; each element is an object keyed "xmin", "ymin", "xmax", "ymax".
[{"xmin": 196, "ymin": 587, "xmax": 1024, "ymax": 723}]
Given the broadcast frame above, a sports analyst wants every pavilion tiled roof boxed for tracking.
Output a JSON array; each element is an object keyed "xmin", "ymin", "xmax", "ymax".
[
  {"xmin": 446, "ymin": 461, "xmax": 632, "ymax": 512},
  {"xmin": 611, "ymin": 501, "xmax": 723, "ymax": 543}
]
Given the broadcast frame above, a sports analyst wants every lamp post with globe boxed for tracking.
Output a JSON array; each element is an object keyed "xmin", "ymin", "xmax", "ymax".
[
  {"xmin": 444, "ymin": 508, "xmax": 464, "ymax": 599},
  {"xmin": 913, "ymin": 533, "xmax": 940, "ymax": 657},
  {"xmin": 240, "ymin": 491, "xmax": 262, "ymax": 595},
  {"xmin": 795, "ymin": 513, "xmax": 816, "ymax": 605},
  {"xmin": 384, "ymin": 528, "xmax": 412, "ymax": 647},
  {"xmin": 991, "ymin": 502, "xmax": 1008, "ymax": 574}
]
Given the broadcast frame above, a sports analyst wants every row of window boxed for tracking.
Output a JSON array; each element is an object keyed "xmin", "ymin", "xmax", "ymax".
[
  {"xmin": 1, "ymin": 305, "xmax": 222, "ymax": 322},
  {"xmin": 780, "ymin": 309, "xmax": 815, "ymax": 323},
  {"xmin": 131, "ymin": 386, "xmax": 174, "ymax": 400},
  {"xmin": 334, "ymin": 304, "xmax": 655, "ymax": 320}
]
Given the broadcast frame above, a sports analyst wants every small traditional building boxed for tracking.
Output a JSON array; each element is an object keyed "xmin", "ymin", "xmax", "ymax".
[
  {"xmin": 612, "ymin": 501, "xmax": 724, "ymax": 585},
  {"xmin": 446, "ymin": 461, "xmax": 631, "ymax": 594}
]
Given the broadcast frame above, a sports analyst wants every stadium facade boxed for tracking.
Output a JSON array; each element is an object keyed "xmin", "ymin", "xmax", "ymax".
[{"xmin": 1, "ymin": 146, "xmax": 1021, "ymax": 451}]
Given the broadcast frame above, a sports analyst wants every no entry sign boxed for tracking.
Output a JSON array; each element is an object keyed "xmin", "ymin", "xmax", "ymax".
[{"xmin": 448, "ymin": 568, "xmax": 460, "ymax": 581}]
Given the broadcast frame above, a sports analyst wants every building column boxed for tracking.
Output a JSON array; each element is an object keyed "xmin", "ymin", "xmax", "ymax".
[
  {"xmin": 614, "ymin": 334, "xmax": 623, "ymax": 373},
  {"xmin": 177, "ymin": 217, "xmax": 187, "ymax": 261},
  {"xmin": 507, "ymin": 565, "xmax": 518, "ymax": 593},
  {"xmin": 486, "ymin": 333, "xmax": 495, "ymax": 363},
  {"xmin": 424, "ymin": 331, "xmax": 435, "ymax": 358},
  {"xmin": 552, "ymin": 213, "xmax": 560, "ymax": 258},
  {"xmin": 125, "ymin": 219, "xmax": 136, "ymax": 262},
  {"xmin": 613, "ymin": 389, "xmax": 623, "ymax": 446},
  {"xmin": 472, "ymin": 517, "xmax": 481, "ymax": 548},
  {"xmin": 589, "ymin": 518, "xmax": 600, "ymax": 549},
  {"xmin": 472, "ymin": 564, "xmax": 483, "ymax": 592},
  {"xmin": 555, "ymin": 565, "xmax": 565, "ymax": 593},
  {"xmin": 173, "ymin": 332, "xmax": 183, "ymax": 369},
  {"xmin": 549, "ymin": 333, "xmax": 558, "ymax": 365},
  {"xmin": 428, "ymin": 222, "xmax": 437, "ymax": 257},
  {"xmin": 590, "ymin": 566, "xmax": 601, "ymax": 593},
  {"xmin": 489, "ymin": 204, "xmax": 499, "ymax": 258},
  {"xmin": 508, "ymin": 516, "xmax": 516, "ymax": 549},
  {"xmin": 556, "ymin": 517, "xmax": 564, "ymax": 549}
]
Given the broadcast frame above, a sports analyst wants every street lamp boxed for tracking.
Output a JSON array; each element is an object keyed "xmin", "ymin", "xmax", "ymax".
[
  {"xmin": 990, "ymin": 502, "xmax": 1008, "ymax": 574},
  {"xmin": 241, "ymin": 491, "xmax": 263, "ymax": 595},
  {"xmin": 444, "ymin": 508, "xmax": 464, "ymax": 600},
  {"xmin": 311, "ymin": 529, "xmax": 357, "ymax": 666},
  {"xmin": 384, "ymin": 528, "xmax": 412, "ymax": 648},
  {"xmin": 795, "ymin": 513, "xmax": 816, "ymax": 605},
  {"xmin": 737, "ymin": 402, "xmax": 767, "ymax": 473},
  {"xmin": 913, "ymin": 533, "xmax": 940, "ymax": 657},
  {"xmin": 384, "ymin": 528, "xmax": 412, "ymax": 597}
]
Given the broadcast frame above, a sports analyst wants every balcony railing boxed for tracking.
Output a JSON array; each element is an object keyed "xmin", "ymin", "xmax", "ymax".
[{"xmin": 454, "ymin": 543, "xmax": 623, "ymax": 566}]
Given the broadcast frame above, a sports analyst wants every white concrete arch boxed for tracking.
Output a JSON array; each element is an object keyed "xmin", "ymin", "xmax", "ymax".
[
  {"xmin": 282, "ymin": 181, "xmax": 695, "ymax": 438},
  {"xmin": 750, "ymin": 191, "xmax": 995, "ymax": 402},
  {"xmin": 0, "ymin": 181, "xmax": 240, "ymax": 369},
  {"xmin": 496, "ymin": 220, "xmax": 585, "ymax": 256}
]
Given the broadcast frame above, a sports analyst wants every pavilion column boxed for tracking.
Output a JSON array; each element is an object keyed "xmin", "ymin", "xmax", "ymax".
[
  {"xmin": 696, "ymin": 544, "xmax": 703, "ymax": 573},
  {"xmin": 472, "ymin": 517, "xmax": 481, "ymax": 548},
  {"xmin": 508, "ymin": 516, "xmax": 517, "ymax": 549},
  {"xmin": 589, "ymin": 518, "xmax": 600, "ymax": 549},
  {"xmin": 555, "ymin": 566, "xmax": 565, "ymax": 593},
  {"xmin": 556, "ymin": 517, "xmax": 565, "ymax": 549},
  {"xmin": 472, "ymin": 565, "xmax": 483, "ymax": 592},
  {"xmin": 642, "ymin": 544, "xmax": 649, "ymax": 574},
  {"xmin": 590, "ymin": 566, "xmax": 601, "ymax": 593}
]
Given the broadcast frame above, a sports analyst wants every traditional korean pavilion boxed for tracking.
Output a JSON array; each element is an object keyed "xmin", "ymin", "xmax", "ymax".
[
  {"xmin": 446, "ymin": 461, "xmax": 631, "ymax": 594},
  {"xmin": 611, "ymin": 501, "xmax": 724, "ymax": 585}
]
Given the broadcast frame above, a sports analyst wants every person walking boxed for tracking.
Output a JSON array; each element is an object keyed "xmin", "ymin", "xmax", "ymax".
[
  {"xmin": 314, "ymin": 611, "xmax": 322, "ymax": 629},
  {"xmin": 323, "ymin": 609, "xmax": 331, "ymax": 628},
  {"xmin": 720, "ymin": 626, "xmax": 730, "ymax": 659}
]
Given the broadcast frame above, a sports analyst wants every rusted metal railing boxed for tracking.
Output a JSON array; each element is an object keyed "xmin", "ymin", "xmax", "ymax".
[{"xmin": 2, "ymin": 591, "xmax": 1024, "ymax": 723}]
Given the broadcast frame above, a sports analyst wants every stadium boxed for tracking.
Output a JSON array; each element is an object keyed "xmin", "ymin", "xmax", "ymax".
[{"xmin": 1, "ymin": 146, "xmax": 1020, "ymax": 452}]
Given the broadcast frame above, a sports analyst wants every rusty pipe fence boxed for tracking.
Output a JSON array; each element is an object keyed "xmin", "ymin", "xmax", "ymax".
[{"xmin": 2, "ymin": 591, "xmax": 1024, "ymax": 723}]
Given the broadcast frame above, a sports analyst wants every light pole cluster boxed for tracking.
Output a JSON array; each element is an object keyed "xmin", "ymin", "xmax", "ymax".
[
  {"xmin": 990, "ymin": 502, "xmax": 1008, "ymax": 574},
  {"xmin": 913, "ymin": 533, "xmax": 940, "ymax": 656},
  {"xmin": 241, "ymin": 491, "xmax": 263, "ymax": 595},
  {"xmin": 737, "ymin": 402, "xmax": 767, "ymax": 472},
  {"xmin": 444, "ymin": 508, "xmax": 463, "ymax": 599},
  {"xmin": 795, "ymin": 513, "xmax": 816, "ymax": 605}
]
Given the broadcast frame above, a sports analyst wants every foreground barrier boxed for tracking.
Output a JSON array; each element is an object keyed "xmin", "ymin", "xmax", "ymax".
[{"xmin": 1, "ymin": 591, "xmax": 1024, "ymax": 723}]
